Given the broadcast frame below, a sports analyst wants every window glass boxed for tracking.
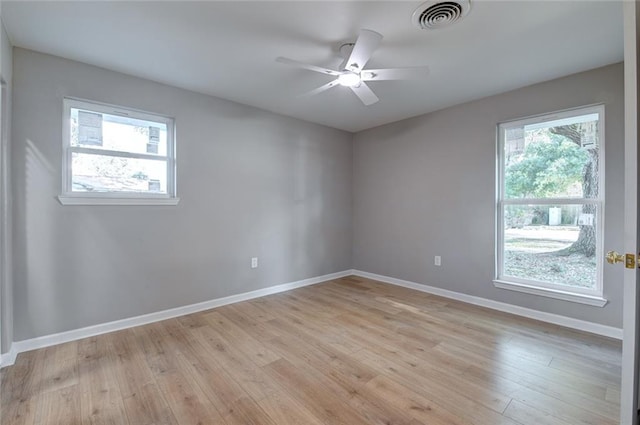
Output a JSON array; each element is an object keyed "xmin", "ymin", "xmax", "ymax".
[
  {"xmin": 497, "ymin": 105, "xmax": 603, "ymax": 297},
  {"xmin": 71, "ymin": 152, "xmax": 167, "ymax": 194},
  {"xmin": 62, "ymin": 98, "xmax": 175, "ymax": 201}
]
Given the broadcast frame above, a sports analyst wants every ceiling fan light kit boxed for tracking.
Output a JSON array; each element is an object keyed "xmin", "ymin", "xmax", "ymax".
[
  {"xmin": 276, "ymin": 28, "xmax": 431, "ymax": 106},
  {"xmin": 337, "ymin": 73, "xmax": 361, "ymax": 87}
]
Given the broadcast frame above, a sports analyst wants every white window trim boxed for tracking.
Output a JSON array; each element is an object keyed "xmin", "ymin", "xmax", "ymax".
[
  {"xmin": 59, "ymin": 97, "xmax": 179, "ymax": 206},
  {"xmin": 495, "ymin": 104, "xmax": 606, "ymax": 306},
  {"xmin": 58, "ymin": 196, "xmax": 179, "ymax": 206},
  {"xmin": 493, "ymin": 280, "xmax": 607, "ymax": 307}
]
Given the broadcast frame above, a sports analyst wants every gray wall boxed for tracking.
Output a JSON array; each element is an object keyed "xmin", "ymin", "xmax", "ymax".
[
  {"xmin": 9, "ymin": 48, "xmax": 625, "ymax": 344},
  {"xmin": 11, "ymin": 48, "xmax": 353, "ymax": 341},
  {"xmin": 353, "ymin": 63, "xmax": 624, "ymax": 328},
  {"xmin": 1, "ymin": 18, "xmax": 13, "ymax": 355}
]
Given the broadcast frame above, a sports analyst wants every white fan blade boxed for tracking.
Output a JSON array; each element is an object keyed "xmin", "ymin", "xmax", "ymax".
[
  {"xmin": 345, "ymin": 29, "xmax": 383, "ymax": 72},
  {"xmin": 350, "ymin": 82, "xmax": 379, "ymax": 106},
  {"xmin": 361, "ymin": 66, "xmax": 430, "ymax": 81},
  {"xmin": 276, "ymin": 57, "xmax": 341, "ymax": 76},
  {"xmin": 301, "ymin": 79, "xmax": 340, "ymax": 97}
]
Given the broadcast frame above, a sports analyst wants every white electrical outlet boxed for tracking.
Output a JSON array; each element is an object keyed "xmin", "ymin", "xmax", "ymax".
[
  {"xmin": 251, "ymin": 257, "xmax": 258, "ymax": 268},
  {"xmin": 434, "ymin": 256, "xmax": 441, "ymax": 266}
]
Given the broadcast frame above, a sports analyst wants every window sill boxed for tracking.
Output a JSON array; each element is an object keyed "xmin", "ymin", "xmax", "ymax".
[
  {"xmin": 493, "ymin": 280, "xmax": 607, "ymax": 307},
  {"xmin": 58, "ymin": 196, "xmax": 180, "ymax": 206}
]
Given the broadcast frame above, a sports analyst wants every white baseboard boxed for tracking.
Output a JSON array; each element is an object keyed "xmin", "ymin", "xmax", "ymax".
[
  {"xmin": 2, "ymin": 268, "xmax": 622, "ymax": 368},
  {"xmin": 0, "ymin": 270, "xmax": 352, "ymax": 368},
  {"xmin": 1, "ymin": 343, "xmax": 17, "ymax": 368},
  {"xmin": 352, "ymin": 270, "xmax": 623, "ymax": 340}
]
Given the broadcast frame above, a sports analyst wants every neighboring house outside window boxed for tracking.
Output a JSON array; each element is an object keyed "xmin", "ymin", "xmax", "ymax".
[{"xmin": 59, "ymin": 98, "xmax": 178, "ymax": 205}]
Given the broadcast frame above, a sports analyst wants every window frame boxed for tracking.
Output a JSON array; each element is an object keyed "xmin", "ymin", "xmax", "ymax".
[
  {"xmin": 58, "ymin": 97, "xmax": 178, "ymax": 206},
  {"xmin": 494, "ymin": 104, "xmax": 606, "ymax": 306}
]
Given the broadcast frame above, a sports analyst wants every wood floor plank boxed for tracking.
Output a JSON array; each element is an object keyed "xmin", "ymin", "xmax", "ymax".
[
  {"xmin": 1, "ymin": 276, "xmax": 622, "ymax": 425},
  {"xmin": 364, "ymin": 374, "xmax": 477, "ymax": 425},
  {"xmin": 40, "ymin": 341, "xmax": 79, "ymax": 395},
  {"xmin": 78, "ymin": 367, "xmax": 127, "ymax": 425},
  {"xmin": 190, "ymin": 323, "xmax": 281, "ymax": 403},
  {"xmin": 254, "ymin": 389, "xmax": 326, "ymax": 425},
  {"xmin": 175, "ymin": 313, "xmax": 209, "ymax": 330},
  {"xmin": 154, "ymin": 370, "xmax": 226, "ymax": 425},
  {"xmin": 201, "ymin": 311, "xmax": 281, "ymax": 366},
  {"xmin": 259, "ymin": 298, "xmax": 364, "ymax": 354},
  {"xmin": 170, "ymin": 345, "xmax": 247, "ymax": 418},
  {"xmin": 121, "ymin": 382, "xmax": 178, "ymax": 425},
  {"xmin": 77, "ymin": 337, "xmax": 129, "ymax": 425},
  {"xmin": 132, "ymin": 322, "xmax": 180, "ymax": 377},
  {"xmin": 2, "ymin": 394, "xmax": 39, "ymax": 425},
  {"xmin": 159, "ymin": 317, "xmax": 255, "ymax": 419},
  {"xmin": 106, "ymin": 329, "xmax": 155, "ymax": 399},
  {"xmin": 356, "ymin": 347, "xmax": 517, "ymax": 424},
  {"xmin": 436, "ymin": 340, "xmax": 611, "ymax": 402},
  {"xmin": 2, "ymin": 348, "xmax": 46, "ymax": 402},
  {"xmin": 548, "ymin": 355, "xmax": 621, "ymax": 386},
  {"xmin": 261, "ymin": 327, "xmax": 381, "ymax": 410},
  {"xmin": 217, "ymin": 303, "xmax": 286, "ymax": 343},
  {"xmin": 35, "ymin": 385, "xmax": 81, "ymax": 425},
  {"xmin": 221, "ymin": 396, "xmax": 278, "ymax": 425},
  {"xmin": 503, "ymin": 399, "xmax": 575, "ymax": 425},
  {"xmin": 262, "ymin": 358, "xmax": 371, "ymax": 425},
  {"xmin": 509, "ymin": 385, "xmax": 618, "ymax": 425},
  {"xmin": 1, "ymin": 348, "xmax": 47, "ymax": 425}
]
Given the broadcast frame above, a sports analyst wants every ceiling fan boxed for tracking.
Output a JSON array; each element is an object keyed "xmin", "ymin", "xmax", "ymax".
[{"xmin": 276, "ymin": 29, "xmax": 430, "ymax": 106}]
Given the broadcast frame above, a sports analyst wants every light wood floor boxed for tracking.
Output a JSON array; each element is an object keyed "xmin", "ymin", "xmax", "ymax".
[{"xmin": 1, "ymin": 276, "xmax": 622, "ymax": 425}]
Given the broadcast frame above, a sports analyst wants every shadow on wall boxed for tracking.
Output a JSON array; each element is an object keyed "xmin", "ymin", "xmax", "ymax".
[
  {"xmin": 237, "ymin": 125, "xmax": 334, "ymax": 288},
  {"xmin": 23, "ymin": 139, "xmax": 152, "ymax": 337},
  {"xmin": 23, "ymin": 138, "xmax": 60, "ymax": 338},
  {"xmin": 291, "ymin": 135, "xmax": 325, "ymax": 280}
]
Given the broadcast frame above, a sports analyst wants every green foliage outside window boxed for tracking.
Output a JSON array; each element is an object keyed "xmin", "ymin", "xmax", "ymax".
[{"xmin": 505, "ymin": 133, "xmax": 589, "ymax": 199}]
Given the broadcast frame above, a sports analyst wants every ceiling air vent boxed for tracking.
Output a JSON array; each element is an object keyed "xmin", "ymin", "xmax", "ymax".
[{"xmin": 412, "ymin": 0, "xmax": 471, "ymax": 30}]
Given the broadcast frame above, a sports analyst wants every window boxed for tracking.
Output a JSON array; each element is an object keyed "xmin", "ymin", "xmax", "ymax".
[
  {"xmin": 495, "ymin": 105, "xmax": 605, "ymax": 306},
  {"xmin": 59, "ymin": 98, "xmax": 178, "ymax": 205}
]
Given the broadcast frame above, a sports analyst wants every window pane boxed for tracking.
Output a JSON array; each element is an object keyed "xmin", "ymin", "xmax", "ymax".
[
  {"xmin": 503, "ymin": 204, "xmax": 597, "ymax": 289},
  {"xmin": 70, "ymin": 108, "xmax": 168, "ymax": 156},
  {"xmin": 504, "ymin": 112, "xmax": 600, "ymax": 199},
  {"xmin": 71, "ymin": 152, "xmax": 168, "ymax": 194}
]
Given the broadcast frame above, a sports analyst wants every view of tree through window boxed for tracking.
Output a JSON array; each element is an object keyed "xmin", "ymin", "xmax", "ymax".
[{"xmin": 498, "ymin": 106, "xmax": 603, "ymax": 294}]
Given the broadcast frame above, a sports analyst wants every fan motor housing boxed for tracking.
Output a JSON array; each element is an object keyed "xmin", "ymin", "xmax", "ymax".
[{"xmin": 412, "ymin": 0, "xmax": 472, "ymax": 30}]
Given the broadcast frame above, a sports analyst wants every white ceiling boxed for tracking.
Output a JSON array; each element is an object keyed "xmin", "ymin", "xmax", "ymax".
[{"xmin": 2, "ymin": 1, "xmax": 623, "ymax": 133}]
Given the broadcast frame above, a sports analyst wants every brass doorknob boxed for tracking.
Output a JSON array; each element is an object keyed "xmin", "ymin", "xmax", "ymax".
[{"xmin": 606, "ymin": 251, "xmax": 624, "ymax": 264}]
